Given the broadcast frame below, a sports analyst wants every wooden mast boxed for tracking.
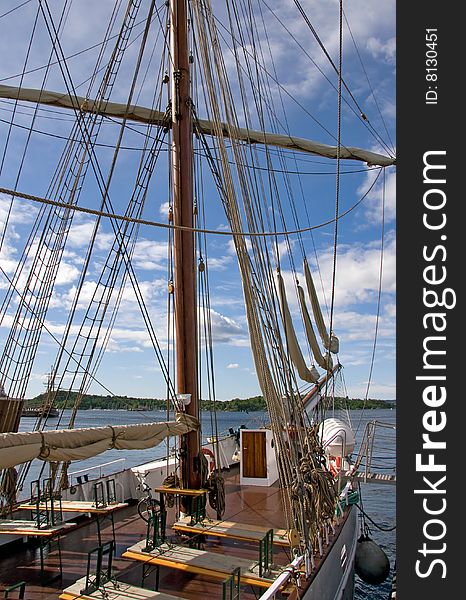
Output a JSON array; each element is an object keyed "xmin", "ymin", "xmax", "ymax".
[{"xmin": 170, "ymin": 0, "xmax": 201, "ymax": 491}]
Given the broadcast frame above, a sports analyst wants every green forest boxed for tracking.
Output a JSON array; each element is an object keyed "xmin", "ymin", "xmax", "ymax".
[{"xmin": 26, "ymin": 391, "xmax": 394, "ymax": 412}]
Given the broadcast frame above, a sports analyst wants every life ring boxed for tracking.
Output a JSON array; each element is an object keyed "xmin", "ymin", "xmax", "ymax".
[
  {"xmin": 202, "ymin": 448, "xmax": 216, "ymax": 473},
  {"xmin": 329, "ymin": 455, "xmax": 341, "ymax": 478}
]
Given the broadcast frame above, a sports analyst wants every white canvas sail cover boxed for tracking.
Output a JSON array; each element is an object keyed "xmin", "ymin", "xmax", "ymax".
[
  {"xmin": 0, "ymin": 413, "xmax": 198, "ymax": 470},
  {"xmin": 277, "ymin": 271, "xmax": 319, "ymax": 384}
]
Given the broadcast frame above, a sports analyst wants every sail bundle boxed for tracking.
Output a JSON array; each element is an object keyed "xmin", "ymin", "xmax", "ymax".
[
  {"xmin": 296, "ymin": 283, "xmax": 328, "ymax": 370},
  {"xmin": 304, "ymin": 259, "xmax": 339, "ymax": 355},
  {"xmin": 0, "ymin": 413, "xmax": 198, "ymax": 470},
  {"xmin": 277, "ymin": 264, "xmax": 338, "ymax": 384},
  {"xmin": 277, "ymin": 271, "xmax": 319, "ymax": 383}
]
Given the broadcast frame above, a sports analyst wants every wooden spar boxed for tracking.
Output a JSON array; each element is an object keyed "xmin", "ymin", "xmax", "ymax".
[
  {"xmin": 0, "ymin": 84, "xmax": 396, "ymax": 167},
  {"xmin": 301, "ymin": 364, "xmax": 341, "ymax": 410},
  {"xmin": 170, "ymin": 0, "xmax": 201, "ymax": 491}
]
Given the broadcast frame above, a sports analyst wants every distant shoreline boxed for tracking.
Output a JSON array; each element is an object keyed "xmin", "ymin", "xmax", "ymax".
[{"xmin": 25, "ymin": 392, "xmax": 395, "ymax": 412}]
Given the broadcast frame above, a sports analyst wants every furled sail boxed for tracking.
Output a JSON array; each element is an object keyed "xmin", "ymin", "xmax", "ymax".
[
  {"xmin": 0, "ymin": 413, "xmax": 198, "ymax": 470},
  {"xmin": 277, "ymin": 271, "xmax": 319, "ymax": 384},
  {"xmin": 303, "ymin": 258, "xmax": 339, "ymax": 354},
  {"xmin": 0, "ymin": 85, "xmax": 396, "ymax": 167},
  {"xmin": 297, "ymin": 284, "xmax": 327, "ymax": 370}
]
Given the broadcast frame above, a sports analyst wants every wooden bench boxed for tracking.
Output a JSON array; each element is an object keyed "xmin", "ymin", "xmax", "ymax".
[
  {"xmin": 17, "ymin": 501, "xmax": 127, "ymax": 547},
  {"xmin": 17, "ymin": 500, "xmax": 127, "ymax": 514},
  {"xmin": 0, "ymin": 519, "xmax": 75, "ymax": 536},
  {"xmin": 172, "ymin": 516, "xmax": 291, "ymax": 546},
  {"xmin": 154, "ymin": 487, "xmax": 209, "ymax": 526},
  {"xmin": 123, "ymin": 540, "xmax": 281, "ymax": 589},
  {"xmin": 153, "ymin": 487, "xmax": 208, "ymax": 497},
  {"xmin": 0, "ymin": 519, "xmax": 76, "ymax": 584},
  {"xmin": 60, "ymin": 577, "xmax": 184, "ymax": 600}
]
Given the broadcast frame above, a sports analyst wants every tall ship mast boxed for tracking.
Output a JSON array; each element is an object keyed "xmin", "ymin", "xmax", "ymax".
[{"xmin": 170, "ymin": 0, "xmax": 201, "ymax": 493}]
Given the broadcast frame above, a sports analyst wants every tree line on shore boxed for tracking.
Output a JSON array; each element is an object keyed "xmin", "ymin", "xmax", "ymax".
[{"xmin": 26, "ymin": 391, "xmax": 394, "ymax": 412}]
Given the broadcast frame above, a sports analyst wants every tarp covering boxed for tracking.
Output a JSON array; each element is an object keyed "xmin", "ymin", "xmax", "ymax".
[
  {"xmin": 0, "ymin": 85, "xmax": 396, "ymax": 167},
  {"xmin": 277, "ymin": 271, "xmax": 319, "ymax": 384},
  {"xmin": 0, "ymin": 413, "xmax": 198, "ymax": 470}
]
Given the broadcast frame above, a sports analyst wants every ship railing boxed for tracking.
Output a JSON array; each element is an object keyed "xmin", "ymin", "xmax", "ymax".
[
  {"xmin": 68, "ymin": 458, "xmax": 126, "ymax": 486},
  {"xmin": 351, "ymin": 420, "xmax": 396, "ymax": 480},
  {"xmin": 258, "ymin": 555, "xmax": 304, "ymax": 599}
]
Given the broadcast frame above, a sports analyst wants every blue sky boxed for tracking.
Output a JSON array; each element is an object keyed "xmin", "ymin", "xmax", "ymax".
[{"xmin": 0, "ymin": 0, "xmax": 396, "ymax": 401}]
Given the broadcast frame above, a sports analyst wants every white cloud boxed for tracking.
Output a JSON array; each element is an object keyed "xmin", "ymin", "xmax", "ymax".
[
  {"xmin": 204, "ymin": 255, "xmax": 233, "ymax": 271},
  {"xmin": 199, "ymin": 307, "xmax": 248, "ymax": 346},
  {"xmin": 0, "ymin": 194, "xmax": 38, "ymax": 227},
  {"xmin": 245, "ymin": 0, "xmax": 396, "ymax": 103},
  {"xmin": 227, "ymin": 363, "xmax": 239, "ymax": 369},
  {"xmin": 132, "ymin": 239, "xmax": 168, "ymax": 270},
  {"xmin": 367, "ymin": 37, "xmax": 396, "ymax": 64},
  {"xmin": 159, "ymin": 202, "xmax": 170, "ymax": 217},
  {"xmin": 359, "ymin": 168, "xmax": 396, "ymax": 225},
  {"xmin": 349, "ymin": 380, "xmax": 396, "ymax": 400},
  {"xmin": 55, "ymin": 261, "xmax": 80, "ymax": 286},
  {"xmin": 66, "ymin": 221, "xmax": 95, "ymax": 249}
]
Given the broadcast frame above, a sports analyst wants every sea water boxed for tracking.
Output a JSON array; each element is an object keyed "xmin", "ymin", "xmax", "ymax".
[{"xmin": 18, "ymin": 407, "xmax": 396, "ymax": 599}]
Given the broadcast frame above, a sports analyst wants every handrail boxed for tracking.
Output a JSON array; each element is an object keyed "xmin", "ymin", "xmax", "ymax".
[
  {"xmin": 259, "ymin": 555, "xmax": 304, "ymax": 599},
  {"xmin": 68, "ymin": 458, "xmax": 126, "ymax": 483},
  {"xmin": 351, "ymin": 420, "xmax": 396, "ymax": 477}
]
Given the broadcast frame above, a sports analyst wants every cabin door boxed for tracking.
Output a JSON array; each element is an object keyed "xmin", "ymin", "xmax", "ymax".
[{"xmin": 242, "ymin": 431, "xmax": 267, "ymax": 478}]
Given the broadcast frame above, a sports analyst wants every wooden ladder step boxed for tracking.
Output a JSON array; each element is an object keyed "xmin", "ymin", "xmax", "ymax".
[
  {"xmin": 123, "ymin": 541, "xmax": 281, "ymax": 588},
  {"xmin": 172, "ymin": 517, "xmax": 290, "ymax": 546}
]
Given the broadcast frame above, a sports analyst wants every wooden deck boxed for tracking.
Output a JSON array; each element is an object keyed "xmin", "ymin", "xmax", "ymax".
[{"xmin": 0, "ymin": 465, "xmax": 292, "ymax": 599}]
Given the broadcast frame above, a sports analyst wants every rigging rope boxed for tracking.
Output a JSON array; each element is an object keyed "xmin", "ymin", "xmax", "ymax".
[
  {"xmin": 324, "ymin": 0, "xmax": 343, "ymax": 407},
  {"xmin": 355, "ymin": 168, "xmax": 387, "ymax": 437},
  {"xmin": 0, "ymin": 169, "xmax": 382, "ymax": 238}
]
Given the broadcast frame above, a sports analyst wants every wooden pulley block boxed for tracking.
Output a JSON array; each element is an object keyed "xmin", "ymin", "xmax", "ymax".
[{"xmin": 287, "ymin": 528, "xmax": 300, "ymax": 547}]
